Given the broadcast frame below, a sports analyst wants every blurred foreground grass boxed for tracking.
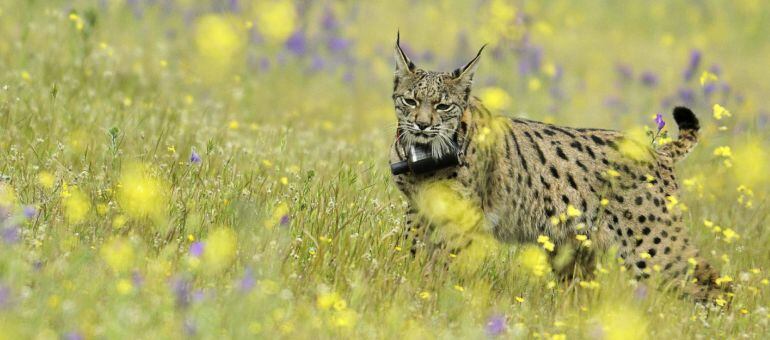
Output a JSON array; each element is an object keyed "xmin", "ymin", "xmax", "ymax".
[{"xmin": 1, "ymin": 1, "xmax": 769, "ymax": 338}]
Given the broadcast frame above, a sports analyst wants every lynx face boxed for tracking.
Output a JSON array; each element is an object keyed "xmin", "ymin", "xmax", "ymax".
[{"xmin": 392, "ymin": 35, "xmax": 485, "ymax": 158}]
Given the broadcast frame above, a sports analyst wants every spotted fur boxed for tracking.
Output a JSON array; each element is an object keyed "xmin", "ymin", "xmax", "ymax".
[{"xmin": 390, "ymin": 36, "xmax": 728, "ymax": 302}]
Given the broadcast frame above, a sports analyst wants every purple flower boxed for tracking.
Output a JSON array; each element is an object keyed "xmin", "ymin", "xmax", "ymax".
[
  {"xmin": 640, "ymin": 71, "xmax": 658, "ymax": 87},
  {"xmin": 654, "ymin": 113, "xmax": 666, "ymax": 131},
  {"xmin": 2, "ymin": 226, "xmax": 19, "ymax": 244},
  {"xmin": 0, "ymin": 284, "xmax": 11, "ymax": 309},
  {"xmin": 678, "ymin": 87, "xmax": 695, "ymax": 105},
  {"xmin": 63, "ymin": 332, "xmax": 84, "ymax": 340},
  {"xmin": 23, "ymin": 205, "xmax": 36, "ymax": 219},
  {"xmin": 132, "ymin": 270, "xmax": 144, "ymax": 288},
  {"xmin": 703, "ymin": 82, "xmax": 717, "ymax": 98},
  {"xmin": 615, "ymin": 63, "xmax": 633, "ymax": 82},
  {"xmin": 327, "ymin": 37, "xmax": 349, "ymax": 53},
  {"xmin": 189, "ymin": 241, "xmax": 204, "ymax": 257},
  {"xmin": 485, "ymin": 315, "xmax": 507, "ymax": 336},
  {"xmin": 171, "ymin": 277, "xmax": 191, "ymax": 309},
  {"xmin": 286, "ymin": 30, "xmax": 307, "ymax": 55},
  {"xmin": 683, "ymin": 50, "xmax": 701, "ymax": 81},
  {"xmin": 239, "ymin": 268, "xmax": 256, "ymax": 293},
  {"xmin": 322, "ymin": 8, "xmax": 339, "ymax": 31},
  {"xmin": 189, "ymin": 150, "xmax": 201, "ymax": 165},
  {"xmin": 279, "ymin": 214, "xmax": 290, "ymax": 226}
]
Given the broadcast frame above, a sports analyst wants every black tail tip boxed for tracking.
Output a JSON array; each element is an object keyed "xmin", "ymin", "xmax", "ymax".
[{"xmin": 673, "ymin": 106, "xmax": 699, "ymax": 131}]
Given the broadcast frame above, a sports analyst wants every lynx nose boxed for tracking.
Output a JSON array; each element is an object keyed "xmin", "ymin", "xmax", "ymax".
[{"xmin": 415, "ymin": 121, "xmax": 431, "ymax": 130}]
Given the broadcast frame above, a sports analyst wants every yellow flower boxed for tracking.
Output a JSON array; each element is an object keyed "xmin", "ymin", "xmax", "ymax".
[
  {"xmin": 62, "ymin": 186, "xmax": 90, "ymax": 224},
  {"xmin": 255, "ymin": 0, "xmax": 297, "ymax": 43},
  {"xmin": 196, "ymin": 15, "xmax": 245, "ymax": 63},
  {"xmin": 640, "ymin": 252, "xmax": 651, "ymax": 259},
  {"xmin": 316, "ymin": 292, "xmax": 341, "ymax": 310},
  {"xmin": 101, "ymin": 237, "xmax": 135, "ymax": 273},
  {"xmin": 700, "ymin": 71, "xmax": 718, "ymax": 86},
  {"xmin": 722, "ymin": 228, "xmax": 739, "ymax": 243},
  {"xmin": 477, "ymin": 87, "xmax": 512, "ymax": 111},
  {"xmin": 117, "ymin": 163, "xmax": 169, "ymax": 224},
  {"xmin": 517, "ymin": 245, "xmax": 551, "ymax": 277},
  {"xmin": 606, "ymin": 169, "xmax": 620, "ymax": 177},
  {"xmin": 687, "ymin": 258, "xmax": 698, "ymax": 266},
  {"xmin": 229, "ymin": 120, "xmax": 240, "ymax": 130},
  {"xmin": 116, "ymin": 279, "xmax": 133, "ymax": 295},
  {"xmin": 419, "ymin": 291, "xmax": 431, "ymax": 300},
  {"xmin": 202, "ymin": 228, "xmax": 237, "ymax": 273},
  {"xmin": 537, "ymin": 235, "xmax": 555, "ymax": 252},
  {"xmin": 712, "ymin": 104, "xmax": 731, "ymax": 120},
  {"xmin": 575, "ymin": 235, "xmax": 587, "ymax": 241},
  {"xmin": 453, "ymin": 285, "xmax": 465, "ymax": 292},
  {"xmin": 566, "ymin": 205, "xmax": 582, "ymax": 217},
  {"xmin": 37, "ymin": 172, "xmax": 55, "ymax": 189},
  {"xmin": 715, "ymin": 275, "xmax": 733, "ymax": 286},
  {"xmin": 600, "ymin": 198, "xmax": 609, "ymax": 206},
  {"xmin": 713, "ymin": 146, "xmax": 732, "ymax": 158},
  {"xmin": 515, "ymin": 296, "xmax": 525, "ymax": 303},
  {"xmin": 280, "ymin": 177, "xmax": 289, "ymax": 185}
]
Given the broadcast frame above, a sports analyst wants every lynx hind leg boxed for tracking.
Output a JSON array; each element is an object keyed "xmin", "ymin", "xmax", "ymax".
[
  {"xmin": 684, "ymin": 258, "xmax": 732, "ymax": 303},
  {"xmin": 550, "ymin": 243, "xmax": 597, "ymax": 280}
]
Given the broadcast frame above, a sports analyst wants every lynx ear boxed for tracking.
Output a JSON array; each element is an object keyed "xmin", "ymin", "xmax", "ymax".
[
  {"xmin": 452, "ymin": 44, "xmax": 486, "ymax": 84},
  {"xmin": 394, "ymin": 31, "xmax": 415, "ymax": 74}
]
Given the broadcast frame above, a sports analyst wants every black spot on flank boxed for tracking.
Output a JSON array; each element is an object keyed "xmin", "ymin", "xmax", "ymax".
[
  {"xmin": 653, "ymin": 237, "xmax": 661, "ymax": 244},
  {"xmin": 615, "ymin": 195, "xmax": 624, "ymax": 203},
  {"xmin": 590, "ymin": 135, "xmax": 606, "ymax": 145},
  {"xmin": 648, "ymin": 248, "xmax": 656, "ymax": 257},
  {"xmin": 664, "ymin": 247, "xmax": 671, "ymax": 254},
  {"xmin": 638, "ymin": 215, "xmax": 646, "ymax": 223},
  {"xmin": 616, "ymin": 228, "xmax": 623, "ymax": 237},
  {"xmin": 543, "ymin": 129, "xmax": 556, "ymax": 136},
  {"xmin": 561, "ymin": 195, "xmax": 570, "ymax": 204},
  {"xmin": 642, "ymin": 227, "xmax": 651, "ymax": 235},
  {"xmin": 524, "ymin": 132, "xmax": 547, "ymax": 164},
  {"xmin": 567, "ymin": 174, "xmax": 578, "ymax": 189},
  {"xmin": 533, "ymin": 130, "xmax": 544, "ymax": 139},
  {"xmin": 635, "ymin": 196, "xmax": 643, "ymax": 205},
  {"xmin": 652, "ymin": 198, "xmax": 660, "ymax": 206},
  {"xmin": 585, "ymin": 147, "xmax": 596, "ymax": 159},
  {"xmin": 552, "ymin": 126, "xmax": 577, "ymax": 138},
  {"xmin": 623, "ymin": 210, "xmax": 633, "ymax": 219},
  {"xmin": 607, "ymin": 140, "xmax": 619, "ymax": 150},
  {"xmin": 636, "ymin": 261, "xmax": 647, "ymax": 269},
  {"xmin": 510, "ymin": 133, "xmax": 529, "ymax": 171},
  {"xmin": 661, "ymin": 230, "xmax": 668, "ymax": 238},
  {"xmin": 626, "ymin": 228, "xmax": 634, "ymax": 237},
  {"xmin": 622, "ymin": 240, "xmax": 627, "ymax": 247},
  {"xmin": 540, "ymin": 176, "xmax": 551, "ymax": 190},
  {"xmin": 556, "ymin": 147, "xmax": 568, "ymax": 160},
  {"xmin": 635, "ymin": 238, "xmax": 643, "ymax": 247},
  {"xmin": 569, "ymin": 141, "xmax": 583, "ymax": 152},
  {"xmin": 550, "ymin": 166, "xmax": 560, "ymax": 179},
  {"xmin": 575, "ymin": 160, "xmax": 588, "ymax": 172}
]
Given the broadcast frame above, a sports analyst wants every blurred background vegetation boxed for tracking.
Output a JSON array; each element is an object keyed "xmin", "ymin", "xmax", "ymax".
[{"xmin": 1, "ymin": 0, "xmax": 769, "ymax": 338}]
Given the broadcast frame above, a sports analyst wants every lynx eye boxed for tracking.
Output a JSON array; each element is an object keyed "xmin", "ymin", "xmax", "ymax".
[
  {"xmin": 435, "ymin": 103, "xmax": 452, "ymax": 111},
  {"xmin": 401, "ymin": 97, "xmax": 418, "ymax": 107}
]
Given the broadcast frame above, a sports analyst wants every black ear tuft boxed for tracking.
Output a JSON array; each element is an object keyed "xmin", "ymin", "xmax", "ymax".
[
  {"xmin": 673, "ymin": 106, "xmax": 699, "ymax": 131},
  {"xmin": 395, "ymin": 31, "xmax": 415, "ymax": 73},
  {"xmin": 452, "ymin": 44, "xmax": 486, "ymax": 82}
]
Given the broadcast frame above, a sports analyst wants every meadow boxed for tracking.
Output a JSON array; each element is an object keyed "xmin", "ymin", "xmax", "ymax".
[{"xmin": 1, "ymin": 0, "xmax": 769, "ymax": 338}]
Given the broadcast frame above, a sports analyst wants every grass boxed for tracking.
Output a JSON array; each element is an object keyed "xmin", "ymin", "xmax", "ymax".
[{"xmin": 1, "ymin": 0, "xmax": 769, "ymax": 338}]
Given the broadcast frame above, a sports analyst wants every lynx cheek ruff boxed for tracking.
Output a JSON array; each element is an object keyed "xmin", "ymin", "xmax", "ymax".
[{"xmin": 390, "ymin": 142, "xmax": 460, "ymax": 175}]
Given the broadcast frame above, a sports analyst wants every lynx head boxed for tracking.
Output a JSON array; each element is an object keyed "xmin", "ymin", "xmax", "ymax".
[{"xmin": 392, "ymin": 34, "xmax": 484, "ymax": 157}]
